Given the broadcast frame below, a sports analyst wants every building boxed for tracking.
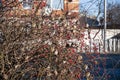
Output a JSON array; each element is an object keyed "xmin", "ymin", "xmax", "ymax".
[{"xmin": 0, "ymin": 0, "xmax": 79, "ymax": 17}]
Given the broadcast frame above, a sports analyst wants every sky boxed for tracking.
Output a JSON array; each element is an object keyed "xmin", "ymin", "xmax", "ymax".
[
  {"xmin": 80, "ymin": 0, "xmax": 120, "ymax": 16},
  {"xmin": 50, "ymin": 0, "xmax": 120, "ymax": 17}
]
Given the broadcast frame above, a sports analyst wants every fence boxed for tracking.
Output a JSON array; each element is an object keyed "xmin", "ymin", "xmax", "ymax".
[
  {"xmin": 106, "ymin": 39, "xmax": 120, "ymax": 53},
  {"xmin": 89, "ymin": 39, "xmax": 120, "ymax": 53},
  {"xmin": 86, "ymin": 29, "xmax": 120, "ymax": 53}
]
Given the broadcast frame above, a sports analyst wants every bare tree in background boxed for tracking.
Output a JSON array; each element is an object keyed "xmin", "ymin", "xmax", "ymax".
[
  {"xmin": 80, "ymin": 0, "xmax": 103, "ymax": 27},
  {"xmin": 107, "ymin": 3, "xmax": 120, "ymax": 27}
]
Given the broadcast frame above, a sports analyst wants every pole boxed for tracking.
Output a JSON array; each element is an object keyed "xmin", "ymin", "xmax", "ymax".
[
  {"xmin": 51, "ymin": 0, "xmax": 53, "ymax": 9},
  {"xmin": 104, "ymin": 0, "xmax": 107, "ymax": 52}
]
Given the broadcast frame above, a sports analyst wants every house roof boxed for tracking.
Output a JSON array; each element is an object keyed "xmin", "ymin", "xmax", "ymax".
[{"xmin": 111, "ymin": 33, "xmax": 120, "ymax": 39}]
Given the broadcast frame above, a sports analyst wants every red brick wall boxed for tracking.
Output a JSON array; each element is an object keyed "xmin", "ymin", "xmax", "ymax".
[
  {"xmin": 64, "ymin": 0, "xmax": 79, "ymax": 13},
  {"xmin": 53, "ymin": 0, "xmax": 79, "ymax": 17},
  {"xmin": 1, "ymin": 0, "xmax": 79, "ymax": 17}
]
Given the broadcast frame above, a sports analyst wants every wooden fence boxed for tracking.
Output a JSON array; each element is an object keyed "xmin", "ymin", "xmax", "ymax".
[
  {"xmin": 92, "ymin": 39, "xmax": 120, "ymax": 53},
  {"xmin": 83, "ymin": 39, "xmax": 120, "ymax": 53},
  {"xmin": 106, "ymin": 39, "xmax": 120, "ymax": 53}
]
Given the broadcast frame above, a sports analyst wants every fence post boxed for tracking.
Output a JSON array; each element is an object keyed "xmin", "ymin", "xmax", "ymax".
[
  {"xmin": 118, "ymin": 39, "xmax": 120, "ymax": 53},
  {"xmin": 115, "ymin": 39, "xmax": 117, "ymax": 53},
  {"xmin": 109, "ymin": 39, "xmax": 112, "ymax": 53},
  {"xmin": 117, "ymin": 39, "xmax": 118, "ymax": 53},
  {"xmin": 106, "ymin": 40, "xmax": 109, "ymax": 52},
  {"xmin": 113, "ymin": 39, "xmax": 116, "ymax": 53},
  {"xmin": 107, "ymin": 39, "xmax": 109, "ymax": 52}
]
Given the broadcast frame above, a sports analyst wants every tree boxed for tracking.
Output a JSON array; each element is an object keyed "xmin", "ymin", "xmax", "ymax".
[
  {"xmin": 107, "ymin": 3, "xmax": 120, "ymax": 25},
  {"xmin": 0, "ymin": 0, "xmax": 108, "ymax": 80},
  {"xmin": 0, "ymin": 0, "xmax": 99, "ymax": 80},
  {"xmin": 80, "ymin": 0, "xmax": 103, "ymax": 27}
]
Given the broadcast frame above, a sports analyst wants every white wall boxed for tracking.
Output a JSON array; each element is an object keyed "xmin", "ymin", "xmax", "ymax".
[{"xmin": 84, "ymin": 29, "xmax": 120, "ymax": 53}]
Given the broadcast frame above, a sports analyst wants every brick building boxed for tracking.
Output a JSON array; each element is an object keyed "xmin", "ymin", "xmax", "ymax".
[
  {"xmin": 52, "ymin": 0, "xmax": 79, "ymax": 16},
  {"xmin": 0, "ymin": 0, "xmax": 79, "ymax": 17}
]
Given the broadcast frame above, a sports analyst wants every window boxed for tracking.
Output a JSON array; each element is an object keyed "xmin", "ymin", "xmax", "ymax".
[
  {"xmin": 68, "ymin": 0, "xmax": 72, "ymax": 2},
  {"xmin": 46, "ymin": 0, "xmax": 51, "ymax": 8},
  {"xmin": 0, "ymin": 0, "xmax": 2, "ymax": 7},
  {"xmin": 22, "ymin": 0, "xmax": 33, "ymax": 9},
  {"xmin": 51, "ymin": 0, "xmax": 63, "ymax": 10}
]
